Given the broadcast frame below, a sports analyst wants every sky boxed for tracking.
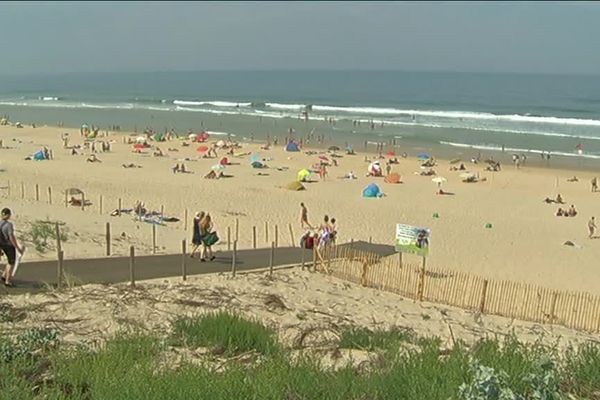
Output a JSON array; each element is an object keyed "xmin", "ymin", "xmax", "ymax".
[{"xmin": 0, "ymin": 1, "xmax": 599, "ymax": 75}]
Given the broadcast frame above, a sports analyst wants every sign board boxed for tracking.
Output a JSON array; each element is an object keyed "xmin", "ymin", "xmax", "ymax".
[{"xmin": 395, "ymin": 224, "xmax": 431, "ymax": 256}]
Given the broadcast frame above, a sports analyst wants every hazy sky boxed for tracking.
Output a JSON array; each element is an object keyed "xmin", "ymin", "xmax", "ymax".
[{"xmin": 1, "ymin": 1, "xmax": 598, "ymax": 75}]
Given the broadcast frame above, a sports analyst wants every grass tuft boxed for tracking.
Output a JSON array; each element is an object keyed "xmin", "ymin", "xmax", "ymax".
[{"xmin": 170, "ymin": 311, "xmax": 281, "ymax": 356}]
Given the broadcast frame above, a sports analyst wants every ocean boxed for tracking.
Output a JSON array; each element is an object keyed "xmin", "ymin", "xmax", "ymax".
[{"xmin": 1, "ymin": 70, "xmax": 600, "ymax": 162}]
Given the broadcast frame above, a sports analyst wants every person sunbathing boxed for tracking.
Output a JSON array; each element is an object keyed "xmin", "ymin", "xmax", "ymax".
[
  {"xmin": 420, "ymin": 169, "xmax": 436, "ymax": 176},
  {"xmin": 172, "ymin": 163, "xmax": 180, "ymax": 173},
  {"xmin": 568, "ymin": 205, "xmax": 578, "ymax": 217},
  {"xmin": 567, "ymin": 176, "xmax": 578, "ymax": 182},
  {"xmin": 556, "ymin": 194, "xmax": 564, "ymax": 204},
  {"xmin": 544, "ymin": 197, "xmax": 555, "ymax": 204},
  {"xmin": 69, "ymin": 196, "xmax": 82, "ymax": 206},
  {"xmin": 204, "ymin": 170, "xmax": 217, "ymax": 179},
  {"xmin": 122, "ymin": 163, "xmax": 141, "ymax": 169},
  {"xmin": 86, "ymin": 154, "xmax": 101, "ymax": 163},
  {"xmin": 556, "ymin": 208, "xmax": 564, "ymax": 216}
]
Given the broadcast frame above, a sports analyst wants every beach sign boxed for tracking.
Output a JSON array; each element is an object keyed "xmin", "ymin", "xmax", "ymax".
[{"xmin": 395, "ymin": 224, "xmax": 431, "ymax": 257}]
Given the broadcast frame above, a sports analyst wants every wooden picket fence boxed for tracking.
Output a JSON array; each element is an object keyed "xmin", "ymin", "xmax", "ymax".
[{"xmin": 317, "ymin": 245, "xmax": 600, "ymax": 333}]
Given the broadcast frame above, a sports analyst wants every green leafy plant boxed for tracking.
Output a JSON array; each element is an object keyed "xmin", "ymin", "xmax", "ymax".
[{"xmin": 27, "ymin": 219, "xmax": 68, "ymax": 253}]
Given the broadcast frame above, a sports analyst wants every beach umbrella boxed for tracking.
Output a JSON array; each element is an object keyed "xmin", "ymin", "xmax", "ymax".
[
  {"xmin": 197, "ymin": 145, "xmax": 209, "ymax": 153},
  {"xmin": 328, "ymin": 146, "xmax": 340, "ymax": 151},
  {"xmin": 431, "ymin": 177, "xmax": 447, "ymax": 185},
  {"xmin": 386, "ymin": 151, "xmax": 395, "ymax": 157},
  {"xmin": 297, "ymin": 169, "xmax": 311, "ymax": 182},
  {"xmin": 211, "ymin": 164, "xmax": 225, "ymax": 172},
  {"xmin": 417, "ymin": 153, "xmax": 431, "ymax": 160}
]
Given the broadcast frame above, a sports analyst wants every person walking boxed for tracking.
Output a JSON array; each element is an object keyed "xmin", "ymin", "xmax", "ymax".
[
  {"xmin": 200, "ymin": 213, "xmax": 216, "ymax": 262},
  {"xmin": 190, "ymin": 211, "xmax": 205, "ymax": 258},
  {"xmin": 0, "ymin": 208, "xmax": 24, "ymax": 287},
  {"xmin": 589, "ymin": 216, "xmax": 597, "ymax": 239},
  {"xmin": 300, "ymin": 203, "xmax": 311, "ymax": 229},
  {"xmin": 591, "ymin": 177, "xmax": 598, "ymax": 192}
]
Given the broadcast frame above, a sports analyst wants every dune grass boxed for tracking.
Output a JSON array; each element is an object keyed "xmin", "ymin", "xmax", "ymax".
[
  {"xmin": 1, "ymin": 314, "xmax": 600, "ymax": 399},
  {"xmin": 170, "ymin": 311, "xmax": 281, "ymax": 356}
]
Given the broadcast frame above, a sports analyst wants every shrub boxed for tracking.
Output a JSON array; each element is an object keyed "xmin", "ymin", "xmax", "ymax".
[
  {"xmin": 27, "ymin": 219, "xmax": 68, "ymax": 253},
  {"xmin": 170, "ymin": 311, "xmax": 280, "ymax": 356}
]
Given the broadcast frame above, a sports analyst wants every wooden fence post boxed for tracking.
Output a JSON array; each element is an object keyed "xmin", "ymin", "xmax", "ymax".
[
  {"xmin": 81, "ymin": 192, "xmax": 85, "ymax": 211},
  {"xmin": 398, "ymin": 252, "xmax": 403, "ymax": 268},
  {"xmin": 269, "ymin": 241, "xmax": 275, "ymax": 276},
  {"xmin": 105, "ymin": 222, "xmax": 111, "ymax": 256},
  {"xmin": 312, "ymin": 245, "xmax": 317, "ymax": 271},
  {"xmin": 99, "ymin": 195, "xmax": 103, "ymax": 214},
  {"xmin": 479, "ymin": 280, "xmax": 489, "ymax": 314},
  {"xmin": 48, "ymin": 186, "xmax": 52, "ymax": 204},
  {"xmin": 35, "ymin": 184, "xmax": 39, "ymax": 201},
  {"xmin": 235, "ymin": 218, "xmax": 239, "ymax": 242},
  {"xmin": 7, "ymin": 180, "xmax": 10, "ymax": 198},
  {"xmin": 55, "ymin": 223, "xmax": 62, "ymax": 254},
  {"xmin": 129, "ymin": 245, "xmax": 135, "ymax": 287},
  {"xmin": 118, "ymin": 198, "xmax": 122, "ymax": 216},
  {"xmin": 418, "ymin": 257, "xmax": 427, "ymax": 301},
  {"xmin": 275, "ymin": 225, "xmax": 279, "ymax": 248},
  {"xmin": 288, "ymin": 223, "xmax": 295, "ymax": 247},
  {"xmin": 301, "ymin": 247, "xmax": 305, "ymax": 270},
  {"xmin": 57, "ymin": 250, "xmax": 64, "ymax": 289},
  {"xmin": 369, "ymin": 236, "xmax": 372, "ymax": 244},
  {"xmin": 252, "ymin": 226, "xmax": 256, "ymax": 249},
  {"xmin": 160, "ymin": 204, "xmax": 164, "ymax": 216},
  {"xmin": 265, "ymin": 221, "xmax": 269, "ymax": 244},
  {"xmin": 227, "ymin": 226, "xmax": 231, "ymax": 251},
  {"xmin": 181, "ymin": 239, "xmax": 187, "ymax": 281},
  {"xmin": 20, "ymin": 182, "xmax": 24, "ymax": 199},
  {"xmin": 231, "ymin": 241, "xmax": 237, "ymax": 277},
  {"xmin": 184, "ymin": 208, "xmax": 188, "ymax": 231},
  {"xmin": 152, "ymin": 224, "xmax": 157, "ymax": 254},
  {"xmin": 549, "ymin": 291, "xmax": 558, "ymax": 324}
]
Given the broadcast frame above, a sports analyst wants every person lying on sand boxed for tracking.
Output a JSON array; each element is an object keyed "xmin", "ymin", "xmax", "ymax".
[
  {"xmin": 567, "ymin": 176, "xmax": 578, "ymax": 182},
  {"xmin": 544, "ymin": 197, "xmax": 555, "ymax": 204},
  {"xmin": 122, "ymin": 163, "xmax": 141, "ymax": 169},
  {"xmin": 168, "ymin": 148, "xmax": 178, "ymax": 152},
  {"xmin": 419, "ymin": 169, "xmax": 436, "ymax": 176},
  {"xmin": 86, "ymin": 154, "xmax": 101, "ymax": 163}
]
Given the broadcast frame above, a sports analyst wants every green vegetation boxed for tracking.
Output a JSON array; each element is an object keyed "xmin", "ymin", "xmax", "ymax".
[
  {"xmin": 170, "ymin": 311, "xmax": 281, "ymax": 356},
  {"xmin": 26, "ymin": 219, "xmax": 68, "ymax": 253},
  {"xmin": 1, "ymin": 313, "xmax": 599, "ymax": 399}
]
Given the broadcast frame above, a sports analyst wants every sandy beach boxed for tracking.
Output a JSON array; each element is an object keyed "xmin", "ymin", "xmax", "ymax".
[{"xmin": 1, "ymin": 124, "xmax": 600, "ymax": 294}]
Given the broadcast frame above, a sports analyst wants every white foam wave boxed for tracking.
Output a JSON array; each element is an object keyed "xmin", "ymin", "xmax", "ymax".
[
  {"xmin": 265, "ymin": 102, "xmax": 305, "ymax": 111},
  {"xmin": 40, "ymin": 96, "xmax": 59, "ymax": 101},
  {"xmin": 439, "ymin": 141, "xmax": 600, "ymax": 159},
  {"xmin": 173, "ymin": 100, "xmax": 251, "ymax": 108},
  {"xmin": 312, "ymin": 105, "xmax": 600, "ymax": 127}
]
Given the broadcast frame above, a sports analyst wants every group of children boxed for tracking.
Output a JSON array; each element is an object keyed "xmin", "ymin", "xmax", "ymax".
[{"xmin": 299, "ymin": 203, "xmax": 338, "ymax": 254}]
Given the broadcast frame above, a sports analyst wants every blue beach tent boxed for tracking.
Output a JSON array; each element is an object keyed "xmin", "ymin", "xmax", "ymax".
[
  {"xmin": 33, "ymin": 150, "xmax": 47, "ymax": 160},
  {"xmin": 286, "ymin": 141, "xmax": 300, "ymax": 152},
  {"xmin": 362, "ymin": 183, "xmax": 381, "ymax": 198}
]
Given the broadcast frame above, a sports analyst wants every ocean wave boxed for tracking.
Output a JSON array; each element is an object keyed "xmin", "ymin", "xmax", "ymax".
[
  {"xmin": 173, "ymin": 100, "xmax": 251, "ymax": 108},
  {"xmin": 439, "ymin": 141, "xmax": 600, "ymax": 159},
  {"xmin": 39, "ymin": 96, "xmax": 59, "ymax": 101},
  {"xmin": 265, "ymin": 102, "xmax": 305, "ymax": 111}
]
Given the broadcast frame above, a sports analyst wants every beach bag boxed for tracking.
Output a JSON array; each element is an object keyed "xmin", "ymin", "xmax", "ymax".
[{"xmin": 203, "ymin": 231, "xmax": 219, "ymax": 246}]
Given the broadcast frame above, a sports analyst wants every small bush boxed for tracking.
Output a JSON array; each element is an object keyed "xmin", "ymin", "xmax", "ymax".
[
  {"xmin": 338, "ymin": 326, "xmax": 416, "ymax": 352},
  {"xmin": 563, "ymin": 342, "xmax": 600, "ymax": 397},
  {"xmin": 0, "ymin": 328, "xmax": 59, "ymax": 363},
  {"xmin": 27, "ymin": 219, "xmax": 68, "ymax": 253},
  {"xmin": 171, "ymin": 311, "xmax": 280, "ymax": 356}
]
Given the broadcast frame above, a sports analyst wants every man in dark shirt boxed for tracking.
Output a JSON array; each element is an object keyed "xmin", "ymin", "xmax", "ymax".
[{"xmin": 0, "ymin": 208, "xmax": 24, "ymax": 287}]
